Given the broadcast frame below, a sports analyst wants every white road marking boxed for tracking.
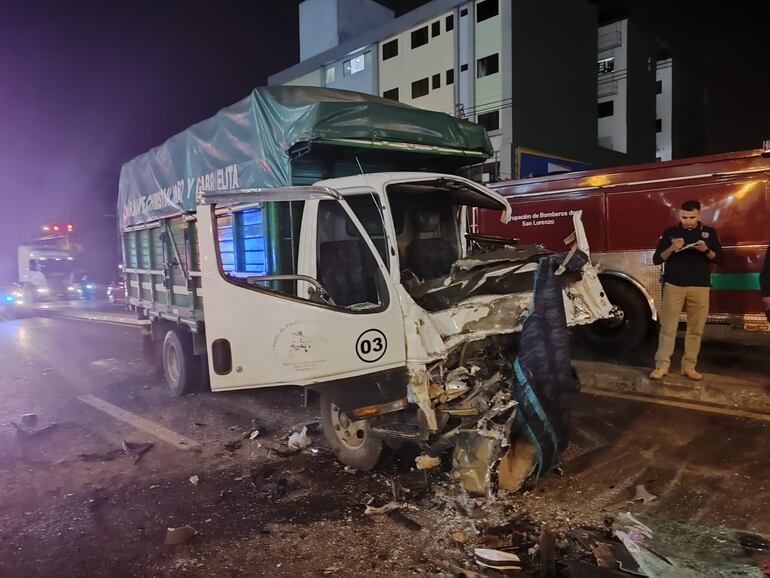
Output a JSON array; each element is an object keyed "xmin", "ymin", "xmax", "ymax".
[
  {"xmin": 78, "ymin": 394, "xmax": 200, "ymax": 449},
  {"xmin": 581, "ymin": 387, "xmax": 770, "ymax": 423}
]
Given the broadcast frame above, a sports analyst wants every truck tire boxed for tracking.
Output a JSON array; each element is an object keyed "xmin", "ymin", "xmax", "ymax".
[
  {"xmin": 320, "ymin": 395, "xmax": 383, "ymax": 471},
  {"xmin": 162, "ymin": 328, "xmax": 201, "ymax": 396},
  {"xmin": 579, "ymin": 277, "xmax": 649, "ymax": 354}
]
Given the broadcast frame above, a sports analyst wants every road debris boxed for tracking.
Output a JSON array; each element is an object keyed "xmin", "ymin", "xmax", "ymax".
[
  {"xmin": 415, "ymin": 455, "xmax": 441, "ymax": 470},
  {"xmin": 474, "ymin": 547, "xmax": 522, "ymax": 572},
  {"xmin": 287, "ymin": 426, "xmax": 311, "ymax": 451},
  {"xmin": 122, "ymin": 440, "xmax": 154, "ymax": 464},
  {"xmin": 78, "ymin": 449, "xmax": 123, "ymax": 462},
  {"xmin": 322, "ymin": 566, "xmax": 340, "ymax": 575},
  {"xmin": 21, "ymin": 413, "xmax": 38, "ymax": 427},
  {"xmin": 189, "ymin": 475, "xmax": 200, "ymax": 485},
  {"xmin": 164, "ymin": 525, "xmax": 196, "ymax": 545},
  {"xmin": 632, "ymin": 484, "xmax": 657, "ymax": 505},
  {"xmin": 435, "ymin": 560, "xmax": 486, "ymax": 578},
  {"xmin": 363, "ymin": 501, "xmax": 401, "ymax": 516},
  {"xmin": 450, "ymin": 531, "xmax": 467, "ymax": 544}
]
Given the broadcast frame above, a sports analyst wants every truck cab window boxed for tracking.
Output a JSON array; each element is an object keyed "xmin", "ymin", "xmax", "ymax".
[
  {"xmin": 344, "ymin": 194, "xmax": 390, "ymax": 268},
  {"xmin": 214, "ymin": 200, "xmax": 304, "ymax": 299},
  {"xmin": 316, "ymin": 200, "xmax": 389, "ymax": 311}
]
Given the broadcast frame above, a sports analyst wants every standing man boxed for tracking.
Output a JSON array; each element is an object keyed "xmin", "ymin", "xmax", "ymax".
[
  {"xmin": 761, "ymin": 244, "xmax": 770, "ymax": 322},
  {"xmin": 650, "ymin": 200, "xmax": 722, "ymax": 380}
]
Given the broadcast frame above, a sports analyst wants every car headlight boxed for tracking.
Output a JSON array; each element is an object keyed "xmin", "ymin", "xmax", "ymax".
[
  {"xmin": 36, "ymin": 287, "xmax": 49, "ymax": 294},
  {"xmin": 68, "ymin": 286, "xmax": 76, "ymax": 291}
]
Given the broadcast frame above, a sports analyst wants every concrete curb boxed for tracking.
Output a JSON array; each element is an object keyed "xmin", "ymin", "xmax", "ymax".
[
  {"xmin": 40, "ymin": 308, "xmax": 144, "ymax": 326},
  {"xmin": 574, "ymin": 359, "xmax": 770, "ymax": 416}
]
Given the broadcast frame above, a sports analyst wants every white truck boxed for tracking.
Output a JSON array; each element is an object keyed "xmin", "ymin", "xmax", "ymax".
[
  {"xmin": 17, "ymin": 244, "xmax": 79, "ymax": 301},
  {"xmin": 120, "ymin": 87, "xmax": 613, "ymax": 493}
]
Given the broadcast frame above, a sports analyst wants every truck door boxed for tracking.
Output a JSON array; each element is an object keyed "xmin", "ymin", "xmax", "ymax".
[{"xmin": 197, "ymin": 187, "xmax": 406, "ymax": 391}]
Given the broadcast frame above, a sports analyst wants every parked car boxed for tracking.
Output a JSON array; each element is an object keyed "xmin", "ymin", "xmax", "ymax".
[{"xmin": 107, "ymin": 279, "xmax": 125, "ymax": 304}]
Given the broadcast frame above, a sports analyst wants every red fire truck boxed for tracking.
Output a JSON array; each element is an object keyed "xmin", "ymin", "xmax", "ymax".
[{"xmin": 477, "ymin": 147, "xmax": 770, "ymax": 352}]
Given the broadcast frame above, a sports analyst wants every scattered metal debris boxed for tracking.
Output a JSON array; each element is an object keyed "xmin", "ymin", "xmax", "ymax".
[
  {"xmin": 363, "ymin": 501, "xmax": 401, "ymax": 516},
  {"xmin": 474, "ymin": 547, "xmax": 522, "ymax": 572},
  {"xmin": 164, "ymin": 525, "xmax": 196, "ymax": 545},
  {"xmin": 21, "ymin": 413, "xmax": 38, "ymax": 427}
]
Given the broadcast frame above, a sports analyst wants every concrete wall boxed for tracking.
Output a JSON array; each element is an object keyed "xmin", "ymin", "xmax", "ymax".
[
  {"xmin": 336, "ymin": 0, "xmax": 394, "ymax": 44},
  {"xmin": 299, "ymin": 0, "xmax": 393, "ymax": 61},
  {"xmin": 284, "ymin": 68, "xmax": 323, "ymax": 87},
  {"xmin": 597, "ymin": 20, "xmax": 628, "ymax": 153},
  {"xmin": 299, "ymin": 0, "xmax": 339, "ymax": 61},
  {"xmin": 325, "ymin": 48, "xmax": 377, "ymax": 94},
  {"xmin": 656, "ymin": 58, "xmax": 673, "ymax": 161},
  {"xmin": 378, "ymin": 10, "xmax": 456, "ymax": 114}
]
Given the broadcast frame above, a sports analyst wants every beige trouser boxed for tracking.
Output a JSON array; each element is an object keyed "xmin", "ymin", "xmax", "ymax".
[{"xmin": 654, "ymin": 284, "xmax": 710, "ymax": 370}]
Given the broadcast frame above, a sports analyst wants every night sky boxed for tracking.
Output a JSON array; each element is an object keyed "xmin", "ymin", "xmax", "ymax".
[{"xmin": 1, "ymin": 0, "xmax": 768, "ymax": 283}]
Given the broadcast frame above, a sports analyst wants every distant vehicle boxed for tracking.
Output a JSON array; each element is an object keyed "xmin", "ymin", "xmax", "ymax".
[
  {"xmin": 17, "ymin": 245, "xmax": 78, "ymax": 301},
  {"xmin": 0, "ymin": 285, "xmax": 28, "ymax": 318},
  {"xmin": 107, "ymin": 279, "xmax": 125, "ymax": 304},
  {"xmin": 477, "ymin": 145, "xmax": 770, "ymax": 353},
  {"xmin": 78, "ymin": 275, "xmax": 96, "ymax": 300}
]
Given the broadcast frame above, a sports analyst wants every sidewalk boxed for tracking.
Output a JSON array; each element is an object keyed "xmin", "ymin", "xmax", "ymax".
[{"xmin": 574, "ymin": 359, "xmax": 770, "ymax": 418}]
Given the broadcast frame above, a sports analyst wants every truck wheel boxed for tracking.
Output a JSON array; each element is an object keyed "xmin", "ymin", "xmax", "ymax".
[
  {"xmin": 320, "ymin": 395, "xmax": 383, "ymax": 471},
  {"xmin": 162, "ymin": 328, "xmax": 200, "ymax": 396},
  {"xmin": 579, "ymin": 277, "xmax": 649, "ymax": 354}
]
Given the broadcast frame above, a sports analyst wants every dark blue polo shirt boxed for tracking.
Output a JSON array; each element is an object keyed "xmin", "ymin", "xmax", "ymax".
[{"xmin": 653, "ymin": 223, "xmax": 722, "ymax": 287}]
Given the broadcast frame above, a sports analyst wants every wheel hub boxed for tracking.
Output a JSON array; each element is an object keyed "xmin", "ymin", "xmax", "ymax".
[{"xmin": 330, "ymin": 403, "xmax": 367, "ymax": 450}]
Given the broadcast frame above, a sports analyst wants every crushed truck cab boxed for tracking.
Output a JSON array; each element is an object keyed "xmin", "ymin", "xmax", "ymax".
[{"xmin": 119, "ymin": 87, "xmax": 613, "ymax": 493}]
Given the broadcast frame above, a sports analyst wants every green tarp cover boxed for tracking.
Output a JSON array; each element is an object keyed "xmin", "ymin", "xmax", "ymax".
[{"xmin": 118, "ymin": 86, "xmax": 492, "ymax": 227}]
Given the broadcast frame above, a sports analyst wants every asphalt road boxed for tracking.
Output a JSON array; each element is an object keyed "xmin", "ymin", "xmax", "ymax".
[{"xmin": 0, "ymin": 314, "xmax": 767, "ymax": 577}]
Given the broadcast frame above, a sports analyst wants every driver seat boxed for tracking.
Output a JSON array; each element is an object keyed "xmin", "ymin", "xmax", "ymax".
[{"xmin": 404, "ymin": 211, "xmax": 457, "ymax": 280}]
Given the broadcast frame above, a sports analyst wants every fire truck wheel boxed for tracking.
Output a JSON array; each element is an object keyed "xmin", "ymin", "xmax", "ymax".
[
  {"xmin": 580, "ymin": 277, "xmax": 649, "ymax": 354},
  {"xmin": 162, "ymin": 328, "xmax": 201, "ymax": 396},
  {"xmin": 320, "ymin": 395, "xmax": 383, "ymax": 471}
]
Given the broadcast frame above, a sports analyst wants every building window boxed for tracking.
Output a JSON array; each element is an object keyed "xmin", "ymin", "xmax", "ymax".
[
  {"xmin": 446, "ymin": 14, "xmax": 454, "ymax": 31},
  {"xmin": 325, "ymin": 66, "xmax": 335, "ymax": 85},
  {"xmin": 598, "ymin": 100, "xmax": 614, "ymax": 118},
  {"xmin": 460, "ymin": 63, "xmax": 468, "ymax": 72},
  {"xmin": 432, "ymin": 73, "xmax": 441, "ymax": 89},
  {"xmin": 383, "ymin": 88, "xmax": 399, "ymax": 101},
  {"xmin": 460, "ymin": 8, "xmax": 468, "ymax": 17},
  {"xmin": 598, "ymin": 57, "xmax": 615, "ymax": 74},
  {"xmin": 411, "ymin": 26, "xmax": 429, "ymax": 49},
  {"xmin": 431, "ymin": 21, "xmax": 440, "ymax": 37},
  {"xmin": 382, "ymin": 39, "xmax": 398, "ymax": 61},
  {"xmin": 477, "ymin": 110, "xmax": 500, "ymax": 132},
  {"xmin": 656, "ymin": 79, "xmax": 662, "ymax": 94},
  {"xmin": 343, "ymin": 53, "xmax": 366, "ymax": 76},
  {"xmin": 446, "ymin": 68, "xmax": 454, "ymax": 85},
  {"xmin": 656, "ymin": 118, "xmax": 662, "ymax": 133},
  {"xmin": 477, "ymin": 53, "xmax": 499, "ymax": 77},
  {"xmin": 476, "ymin": 0, "xmax": 498, "ymax": 23},
  {"xmin": 412, "ymin": 77, "xmax": 429, "ymax": 99}
]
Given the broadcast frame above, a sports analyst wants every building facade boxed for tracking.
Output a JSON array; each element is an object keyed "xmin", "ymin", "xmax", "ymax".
[{"xmin": 270, "ymin": 0, "xmax": 661, "ymax": 181}]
